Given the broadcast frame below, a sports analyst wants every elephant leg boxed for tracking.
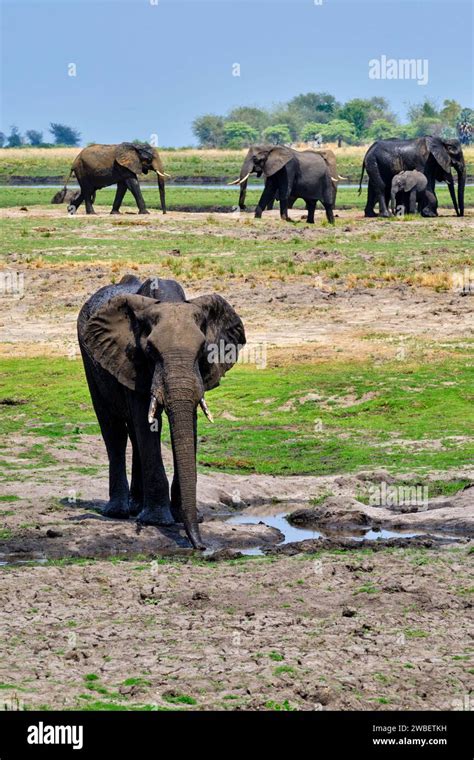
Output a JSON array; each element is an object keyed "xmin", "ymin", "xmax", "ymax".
[
  {"xmin": 125, "ymin": 177, "xmax": 149, "ymax": 214},
  {"xmin": 81, "ymin": 184, "xmax": 96, "ymax": 215},
  {"xmin": 306, "ymin": 199, "xmax": 316, "ymax": 224},
  {"xmin": 323, "ymin": 202, "xmax": 335, "ymax": 225},
  {"xmin": 126, "ymin": 398, "xmax": 173, "ymax": 526},
  {"xmin": 266, "ymin": 200, "xmax": 275, "ymax": 211},
  {"xmin": 128, "ymin": 425, "xmax": 143, "ymax": 516},
  {"xmin": 408, "ymin": 189, "xmax": 417, "ymax": 215},
  {"xmin": 255, "ymin": 180, "xmax": 277, "ymax": 218},
  {"xmin": 95, "ymin": 408, "xmax": 130, "ymax": 518},
  {"xmin": 111, "ymin": 182, "xmax": 127, "ymax": 214},
  {"xmin": 364, "ymin": 180, "xmax": 378, "ymax": 217},
  {"xmin": 277, "ymin": 172, "xmax": 290, "ymax": 221}
]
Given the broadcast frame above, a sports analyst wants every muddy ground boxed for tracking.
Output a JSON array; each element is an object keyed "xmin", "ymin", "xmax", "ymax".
[{"xmin": 0, "ymin": 206, "xmax": 473, "ymax": 711}]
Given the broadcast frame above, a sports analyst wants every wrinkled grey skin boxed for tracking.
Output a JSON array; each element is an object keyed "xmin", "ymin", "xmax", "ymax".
[
  {"xmin": 233, "ymin": 145, "xmax": 337, "ymax": 224},
  {"xmin": 51, "ymin": 187, "xmax": 86, "ymax": 205},
  {"xmin": 77, "ymin": 275, "xmax": 245, "ymax": 550},
  {"xmin": 359, "ymin": 137, "xmax": 465, "ymax": 218},
  {"xmin": 65, "ymin": 142, "xmax": 167, "ymax": 215}
]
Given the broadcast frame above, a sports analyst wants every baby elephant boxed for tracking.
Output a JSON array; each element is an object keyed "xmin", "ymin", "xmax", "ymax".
[
  {"xmin": 390, "ymin": 170, "xmax": 431, "ymax": 216},
  {"xmin": 51, "ymin": 187, "xmax": 88, "ymax": 205}
]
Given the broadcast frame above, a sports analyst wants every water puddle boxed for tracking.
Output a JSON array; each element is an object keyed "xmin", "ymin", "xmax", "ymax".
[
  {"xmin": 225, "ymin": 510, "xmax": 459, "ymax": 556},
  {"xmin": 0, "ymin": 552, "xmax": 47, "ymax": 567}
]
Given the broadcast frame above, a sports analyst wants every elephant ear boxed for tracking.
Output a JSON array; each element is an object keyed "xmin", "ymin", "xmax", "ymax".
[
  {"xmin": 264, "ymin": 146, "xmax": 293, "ymax": 177},
  {"xmin": 191, "ymin": 294, "xmax": 246, "ymax": 391},
  {"xmin": 426, "ymin": 137, "xmax": 452, "ymax": 174},
  {"xmin": 82, "ymin": 294, "xmax": 157, "ymax": 390},
  {"xmin": 316, "ymin": 149, "xmax": 337, "ymax": 178},
  {"xmin": 115, "ymin": 143, "xmax": 143, "ymax": 175},
  {"xmin": 403, "ymin": 172, "xmax": 419, "ymax": 192}
]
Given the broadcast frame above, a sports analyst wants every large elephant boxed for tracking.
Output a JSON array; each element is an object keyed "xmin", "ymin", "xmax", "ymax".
[
  {"xmin": 359, "ymin": 137, "xmax": 466, "ymax": 218},
  {"xmin": 390, "ymin": 169, "xmax": 433, "ymax": 215},
  {"xmin": 65, "ymin": 143, "xmax": 170, "ymax": 215},
  {"xmin": 77, "ymin": 275, "xmax": 245, "ymax": 549},
  {"xmin": 229, "ymin": 145, "xmax": 340, "ymax": 224}
]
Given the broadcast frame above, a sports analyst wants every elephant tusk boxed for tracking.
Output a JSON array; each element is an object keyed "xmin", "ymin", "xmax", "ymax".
[
  {"xmin": 331, "ymin": 176, "xmax": 339, "ymax": 183},
  {"xmin": 148, "ymin": 395, "xmax": 158, "ymax": 424},
  {"xmin": 338, "ymin": 175, "xmax": 348, "ymax": 180},
  {"xmin": 227, "ymin": 172, "xmax": 251, "ymax": 186},
  {"xmin": 199, "ymin": 397, "xmax": 214, "ymax": 423},
  {"xmin": 156, "ymin": 170, "xmax": 171, "ymax": 178}
]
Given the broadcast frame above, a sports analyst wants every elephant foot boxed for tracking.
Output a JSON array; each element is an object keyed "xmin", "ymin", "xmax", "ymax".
[
  {"xmin": 110, "ymin": 209, "xmax": 121, "ymax": 215},
  {"xmin": 364, "ymin": 210, "xmax": 377, "ymax": 218},
  {"xmin": 421, "ymin": 209, "xmax": 437, "ymax": 218},
  {"xmin": 138, "ymin": 209, "xmax": 150, "ymax": 215},
  {"xmin": 254, "ymin": 208, "xmax": 263, "ymax": 219},
  {"xmin": 128, "ymin": 495, "xmax": 143, "ymax": 517},
  {"xmin": 136, "ymin": 504, "xmax": 174, "ymax": 526},
  {"xmin": 102, "ymin": 499, "xmax": 130, "ymax": 519}
]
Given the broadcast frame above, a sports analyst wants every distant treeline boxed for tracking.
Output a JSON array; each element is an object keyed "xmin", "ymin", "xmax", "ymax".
[
  {"xmin": 2, "ymin": 95, "xmax": 473, "ymax": 150},
  {"xmin": 192, "ymin": 93, "xmax": 474, "ymax": 148}
]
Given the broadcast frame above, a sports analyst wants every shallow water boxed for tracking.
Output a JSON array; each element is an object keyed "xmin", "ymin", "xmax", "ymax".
[{"xmin": 225, "ymin": 511, "xmax": 458, "ymax": 556}]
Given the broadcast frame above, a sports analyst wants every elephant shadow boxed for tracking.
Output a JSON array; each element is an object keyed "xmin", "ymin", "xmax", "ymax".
[{"xmin": 59, "ymin": 497, "xmax": 192, "ymax": 549}]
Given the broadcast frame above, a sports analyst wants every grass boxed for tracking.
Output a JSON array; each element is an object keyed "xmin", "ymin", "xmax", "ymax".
[
  {"xmin": 5, "ymin": 144, "xmax": 473, "ymax": 184},
  {"xmin": 0, "ymin": 356, "xmax": 473, "ymax": 477},
  {"xmin": 0, "ymin": 203, "xmax": 472, "ymax": 290},
  {"xmin": 1, "ymin": 184, "xmax": 473, "ymax": 212}
]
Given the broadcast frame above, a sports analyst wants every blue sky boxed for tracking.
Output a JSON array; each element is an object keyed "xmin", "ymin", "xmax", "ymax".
[{"xmin": 1, "ymin": 0, "xmax": 472, "ymax": 146}]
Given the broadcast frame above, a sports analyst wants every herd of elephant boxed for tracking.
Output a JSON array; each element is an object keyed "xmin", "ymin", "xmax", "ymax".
[
  {"xmin": 70, "ymin": 137, "xmax": 466, "ymax": 549},
  {"xmin": 53, "ymin": 136, "xmax": 466, "ymax": 223}
]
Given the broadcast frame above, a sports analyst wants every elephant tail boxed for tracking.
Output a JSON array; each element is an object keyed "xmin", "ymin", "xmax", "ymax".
[{"xmin": 358, "ymin": 161, "xmax": 365, "ymax": 195}]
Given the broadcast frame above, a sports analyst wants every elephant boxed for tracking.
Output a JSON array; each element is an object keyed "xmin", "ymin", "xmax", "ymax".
[
  {"xmin": 51, "ymin": 187, "xmax": 86, "ymax": 205},
  {"xmin": 229, "ymin": 145, "xmax": 341, "ymax": 224},
  {"xmin": 390, "ymin": 170, "xmax": 433, "ymax": 215},
  {"xmin": 359, "ymin": 136, "xmax": 466, "ymax": 218},
  {"xmin": 77, "ymin": 274, "xmax": 246, "ymax": 550},
  {"xmin": 64, "ymin": 142, "xmax": 170, "ymax": 215}
]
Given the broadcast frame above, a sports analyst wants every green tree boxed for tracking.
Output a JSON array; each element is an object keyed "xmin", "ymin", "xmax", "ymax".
[
  {"xmin": 268, "ymin": 107, "xmax": 301, "ymax": 140},
  {"xmin": 321, "ymin": 119, "xmax": 358, "ymax": 146},
  {"xmin": 457, "ymin": 108, "xmax": 474, "ymax": 145},
  {"xmin": 338, "ymin": 99, "xmax": 372, "ymax": 137},
  {"xmin": 26, "ymin": 129, "xmax": 44, "ymax": 146},
  {"xmin": 439, "ymin": 99, "xmax": 462, "ymax": 127},
  {"xmin": 0, "ymin": 132, "xmax": 5, "ymax": 148},
  {"xmin": 366, "ymin": 119, "xmax": 399, "ymax": 141},
  {"xmin": 223, "ymin": 122, "xmax": 259, "ymax": 148},
  {"xmin": 262, "ymin": 124, "xmax": 292, "ymax": 145},
  {"xmin": 287, "ymin": 92, "xmax": 339, "ymax": 125},
  {"xmin": 192, "ymin": 114, "xmax": 225, "ymax": 147},
  {"xmin": 406, "ymin": 117, "xmax": 444, "ymax": 138},
  {"xmin": 407, "ymin": 99, "xmax": 439, "ymax": 122},
  {"xmin": 226, "ymin": 107, "xmax": 270, "ymax": 133},
  {"xmin": 6, "ymin": 125, "xmax": 22, "ymax": 147},
  {"xmin": 49, "ymin": 123, "xmax": 81, "ymax": 146},
  {"xmin": 300, "ymin": 122, "xmax": 327, "ymax": 142}
]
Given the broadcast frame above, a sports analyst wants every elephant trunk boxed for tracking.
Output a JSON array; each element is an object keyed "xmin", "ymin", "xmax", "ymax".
[
  {"xmin": 447, "ymin": 175, "xmax": 460, "ymax": 217},
  {"xmin": 238, "ymin": 178, "xmax": 248, "ymax": 210},
  {"xmin": 152, "ymin": 153, "xmax": 168, "ymax": 214},
  {"xmin": 167, "ymin": 399, "xmax": 203, "ymax": 550},
  {"xmin": 456, "ymin": 164, "xmax": 466, "ymax": 217},
  {"xmin": 157, "ymin": 174, "xmax": 166, "ymax": 215}
]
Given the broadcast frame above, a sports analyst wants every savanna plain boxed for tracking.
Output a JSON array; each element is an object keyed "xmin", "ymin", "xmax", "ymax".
[{"xmin": 0, "ymin": 147, "xmax": 473, "ymax": 711}]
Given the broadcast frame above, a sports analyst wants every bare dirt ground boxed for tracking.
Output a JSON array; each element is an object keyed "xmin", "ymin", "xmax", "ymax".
[{"xmin": 1, "ymin": 208, "xmax": 473, "ymax": 362}]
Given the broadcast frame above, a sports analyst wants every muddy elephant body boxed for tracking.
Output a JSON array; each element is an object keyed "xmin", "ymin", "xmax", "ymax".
[
  {"xmin": 77, "ymin": 275, "xmax": 245, "ymax": 549},
  {"xmin": 390, "ymin": 169, "xmax": 432, "ymax": 215},
  {"xmin": 360, "ymin": 137, "xmax": 465, "ymax": 218},
  {"xmin": 66, "ymin": 142, "xmax": 169, "ymax": 215},
  {"xmin": 230, "ymin": 145, "xmax": 339, "ymax": 224}
]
